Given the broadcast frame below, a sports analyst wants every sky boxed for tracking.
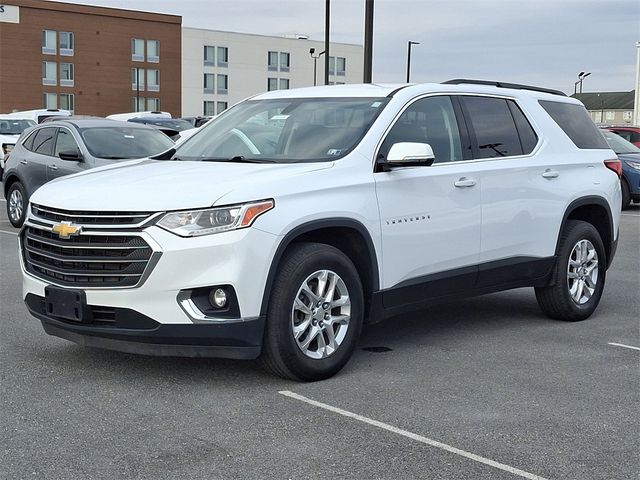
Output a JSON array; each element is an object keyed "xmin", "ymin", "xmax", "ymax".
[{"xmin": 55, "ymin": 0, "xmax": 639, "ymax": 94}]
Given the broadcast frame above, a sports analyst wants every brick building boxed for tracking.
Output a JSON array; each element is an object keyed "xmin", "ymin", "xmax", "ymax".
[{"xmin": 0, "ymin": 0, "xmax": 182, "ymax": 117}]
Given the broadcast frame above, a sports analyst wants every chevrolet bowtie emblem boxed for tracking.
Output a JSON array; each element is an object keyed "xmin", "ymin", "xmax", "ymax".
[{"xmin": 51, "ymin": 221, "xmax": 82, "ymax": 239}]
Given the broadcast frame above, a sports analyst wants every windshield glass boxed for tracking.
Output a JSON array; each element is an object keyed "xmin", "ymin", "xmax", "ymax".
[
  {"xmin": 175, "ymin": 97, "xmax": 390, "ymax": 163},
  {"xmin": 81, "ymin": 127, "xmax": 174, "ymax": 159},
  {"xmin": 0, "ymin": 119, "xmax": 36, "ymax": 135},
  {"xmin": 601, "ymin": 130, "xmax": 640, "ymax": 155},
  {"xmin": 130, "ymin": 118, "xmax": 193, "ymax": 132}
]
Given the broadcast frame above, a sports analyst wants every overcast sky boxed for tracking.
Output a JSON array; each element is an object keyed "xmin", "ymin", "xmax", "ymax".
[{"xmin": 58, "ymin": 0, "xmax": 639, "ymax": 94}]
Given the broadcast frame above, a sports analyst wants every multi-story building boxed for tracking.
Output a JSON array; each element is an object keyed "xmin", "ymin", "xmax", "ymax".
[
  {"xmin": 182, "ymin": 28, "xmax": 364, "ymax": 117},
  {"xmin": 0, "ymin": 0, "xmax": 182, "ymax": 117}
]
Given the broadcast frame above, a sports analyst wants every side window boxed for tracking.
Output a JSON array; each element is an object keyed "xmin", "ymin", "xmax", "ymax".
[
  {"xmin": 54, "ymin": 128, "xmax": 79, "ymax": 156},
  {"xmin": 22, "ymin": 130, "xmax": 38, "ymax": 151},
  {"xmin": 507, "ymin": 101, "xmax": 538, "ymax": 154},
  {"xmin": 379, "ymin": 96, "xmax": 464, "ymax": 164},
  {"xmin": 461, "ymin": 96, "xmax": 523, "ymax": 158},
  {"xmin": 31, "ymin": 127, "xmax": 57, "ymax": 156},
  {"xmin": 538, "ymin": 100, "xmax": 608, "ymax": 149}
]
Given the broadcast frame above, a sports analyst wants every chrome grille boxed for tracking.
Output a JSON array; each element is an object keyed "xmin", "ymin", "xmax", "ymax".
[
  {"xmin": 31, "ymin": 204, "xmax": 154, "ymax": 226},
  {"xmin": 22, "ymin": 226, "xmax": 155, "ymax": 288}
]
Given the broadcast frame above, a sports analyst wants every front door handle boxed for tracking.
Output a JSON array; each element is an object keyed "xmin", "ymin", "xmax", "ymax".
[
  {"xmin": 20, "ymin": 160, "xmax": 28, "ymax": 165},
  {"xmin": 454, "ymin": 177, "xmax": 477, "ymax": 188},
  {"xmin": 48, "ymin": 164, "xmax": 58, "ymax": 170},
  {"xmin": 542, "ymin": 169, "xmax": 559, "ymax": 179}
]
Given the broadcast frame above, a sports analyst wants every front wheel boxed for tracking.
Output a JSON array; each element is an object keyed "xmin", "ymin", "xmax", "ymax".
[
  {"xmin": 7, "ymin": 182, "xmax": 27, "ymax": 228},
  {"xmin": 259, "ymin": 242, "xmax": 364, "ymax": 381},
  {"xmin": 621, "ymin": 178, "xmax": 631, "ymax": 210},
  {"xmin": 535, "ymin": 220, "xmax": 606, "ymax": 321}
]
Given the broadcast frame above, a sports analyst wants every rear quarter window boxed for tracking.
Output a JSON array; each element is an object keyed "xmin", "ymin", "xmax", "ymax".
[{"xmin": 539, "ymin": 100, "xmax": 608, "ymax": 149}]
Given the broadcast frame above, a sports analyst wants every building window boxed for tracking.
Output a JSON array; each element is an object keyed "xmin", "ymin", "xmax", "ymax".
[
  {"xmin": 59, "ymin": 32, "xmax": 74, "ymax": 56},
  {"xmin": 204, "ymin": 101, "xmax": 215, "ymax": 116},
  {"xmin": 268, "ymin": 51, "xmax": 290, "ymax": 72},
  {"xmin": 147, "ymin": 69, "xmax": 160, "ymax": 92},
  {"xmin": 132, "ymin": 97, "xmax": 146, "ymax": 112},
  {"xmin": 42, "ymin": 30, "xmax": 57, "ymax": 55},
  {"xmin": 623, "ymin": 111, "xmax": 633, "ymax": 121},
  {"xmin": 605, "ymin": 111, "xmax": 615, "ymax": 121},
  {"xmin": 217, "ymin": 102, "xmax": 228, "ymax": 114},
  {"xmin": 132, "ymin": 68, "xmax": 145, "ymax": 91},
  {"xmin": 279, "ymin": 78, "xmax": 290, "ymax": 90},
  {"xmin": 132, "ymin": 38, "xmax": 145, "ymax": 62},
  {"xmin": 217, "ymin": 46, "xmax": 228, "ymax": 67},
  {"xmin": 42, "ymin": 62, "xmax": 57, "ymax": 86},
  {"xmin": 217, "ymin": 74, "xmax": 228, "ymax": 94},
  {"xmin": 267, "ymin": 77, "xmax": 278, "ymax": 91},
  {"xmin": 59, "ymin": 94, "xmax": 74, "ymax": 113},
  {"xmin": 204, "ymin": 45, "xmax": 215, "ymax": 65},
  {"xmin": 279, "ymin": 52, "xmax": 290, "ymax": 72},
  {"xmin": 147, "ymin": 40, "xmax": 159, "ymax": 63},
  {"xmin": 328, "ymin": 56, "xmax": 347, "ymax": 76},
  {"xmin": 43, "ymin": 93, "xmax": 57, "ymax": 109},
  {"xmin": 204, "ymin": 73, "xmax": 215, "ymax": 93},
  {"xmin": 60, "ymin": 63, "xmax": 74, "ymax": 87},
  {"xmin": 147, "ymin": 98, "xmax": 160, "ymax": 111},
  {"xmin": 268, "ymin": 51, "xmax": 279, "ymax": 71}
]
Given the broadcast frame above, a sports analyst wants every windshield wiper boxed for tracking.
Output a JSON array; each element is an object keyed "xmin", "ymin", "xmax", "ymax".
[{"xmin": 199, "ymin": 156, "xmax": 276, "ymax": 163}]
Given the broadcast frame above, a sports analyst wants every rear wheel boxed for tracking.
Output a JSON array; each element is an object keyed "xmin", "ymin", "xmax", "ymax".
[
  {"xmin": 535, "ymin": 220, "xmax": 606, "ymax": 321},
  {"xmin": 621, "ymin": 178, "xmax": 631, "ymax": 210},
  {"xmin": 7, "ymin": 181, "xmax": 27, "ymax": 228},
  {"xmin": 259, "ymin": 242, "xmax": 364, "ymax": 381}
]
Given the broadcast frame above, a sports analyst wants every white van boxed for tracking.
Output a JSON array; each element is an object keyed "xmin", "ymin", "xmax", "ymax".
[
  {"xmin": 106, "ymin": 111, "xmax": 171, "ymax": 121},
  {"xmin": 3, "ymin": 109, "xmax": 71, "ymax": 124}
]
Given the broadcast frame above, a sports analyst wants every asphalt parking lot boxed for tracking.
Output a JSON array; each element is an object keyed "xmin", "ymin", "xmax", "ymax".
[{"xmin": 1, "ymin": 198, "xmax": 638, "ymax": 480}]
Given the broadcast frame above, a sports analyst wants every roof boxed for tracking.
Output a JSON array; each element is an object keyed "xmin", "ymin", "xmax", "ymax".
[
  {"xmin": 44, "ymin": 118, "xmax": 157, "ymax": 129},
  {"xmin": 572, "ymin": 91, "xmax": 635, "ymax": 110}
]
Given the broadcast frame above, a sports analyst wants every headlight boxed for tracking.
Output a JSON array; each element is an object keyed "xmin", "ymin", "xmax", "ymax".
[
  {"xmin": 624, "ymin": 160, "xmax": 640, "ymax": 171},
  {"xmin": 157, "ymin": 199, "xmax": 274, "ymax": 237}
]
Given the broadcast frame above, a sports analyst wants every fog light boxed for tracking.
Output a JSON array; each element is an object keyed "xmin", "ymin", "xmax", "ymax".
[{"xmin": 209, "ymin": 288, "xmax": 227, "ymax": 308}]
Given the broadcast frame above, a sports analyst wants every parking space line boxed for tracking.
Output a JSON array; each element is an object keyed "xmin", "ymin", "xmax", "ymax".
[
  {"xmin": 0, "ymin": 229, "xmax": 18, "ymax": 236},
  {"xmin": 621, "ymin": 213, "xmax": 640, "ymax": 217},
  {"xmin": 279, "ymin": 390, "xmax": 548, "ymax": 480},
  {"xmin": 608, "ymin": 342, "xmax": 640, "ymax": 351}
]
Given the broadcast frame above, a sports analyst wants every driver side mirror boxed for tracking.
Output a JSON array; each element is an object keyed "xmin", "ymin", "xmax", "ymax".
[
  {"xmin": 58, "ymin": 149, "xmax": 83, "ymax": 161},
  {"xmin": 386, "ymin": 142, "xmax": 435, "ymax": 167}
]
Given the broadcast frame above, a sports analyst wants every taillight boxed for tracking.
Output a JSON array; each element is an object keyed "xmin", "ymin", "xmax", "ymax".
[{"xmin": 604, "ymin": 158, "xmax": 622, "ymax": 178}]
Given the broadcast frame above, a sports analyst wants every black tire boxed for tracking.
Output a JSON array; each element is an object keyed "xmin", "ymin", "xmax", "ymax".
[
  {"xmin": 259, "ymin": 242, "xmax": 364, "ymax": 381},
  {"xmin": 6, "ymin": 181, "xmax": 27, "ymax": 228},
  {"xmin": 535, "ymin": 220, "xmax": 606, "ymax": 321},
  {"xmin": 621, "ymin": 178, "xmax": 631, "ymax": 210}
]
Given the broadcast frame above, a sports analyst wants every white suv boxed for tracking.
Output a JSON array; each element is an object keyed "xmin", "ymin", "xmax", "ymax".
[{"xmin": 20, "ymin": 80, "xmax": 622, "ymax": 381}]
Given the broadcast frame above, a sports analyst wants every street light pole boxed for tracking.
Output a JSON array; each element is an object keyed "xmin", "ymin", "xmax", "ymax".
[
  {"xmin": 324, "ymin": 0, "xmax": 330, "ymax": 86},
  {"xmin": 579, "ymin": 71, "xmax": 591, "ymax": 94},
  {"xmin": 406, "ymin": 41, "xmax": 420, "ymax": 83},
  {"xmin": 136, "ymin": 67, "xmax": 140, "ymax": 112},
  {"xmin": 363, "ymin": 0, "xmax": 374, "ymax": 83},
  {"xmin": 310, "ymin": 48, "xmax": 325, "ymax": 87}
]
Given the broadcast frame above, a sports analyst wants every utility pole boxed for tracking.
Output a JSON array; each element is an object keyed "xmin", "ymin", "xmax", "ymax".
[
  {"xmin": 363, "ymin": 0, "xmax": 374, "ymax": 83},
  {"xmin": 634, "ymin": 41, "xmax": 640, "ymax": 125},
  {"xmin": 324, "ymin": 0, "xmax": 330, "ymax": 85}
]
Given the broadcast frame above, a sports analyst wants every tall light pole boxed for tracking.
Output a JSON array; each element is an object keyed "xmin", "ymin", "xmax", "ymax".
[
  {"xmin": 310, "ymin": 48, "xmax": 325, "ymax": 86},
  {"xmin": 324, "ymin": 0, "xmax": 330, "ymax": 86},
  {"xmin": 406, "ymin": 41, "xmax": 420, "ymax": 83},
  {"xmin": 578, "ymin": 71, "xmax": 591, "ymax": 94},
  {"xmin": 363, "ymin": 0, "xmax": 374, "ymax": 83},
  {"xmin": 634, "ymin": 41, "xmax": 640, "ymax": 125}
]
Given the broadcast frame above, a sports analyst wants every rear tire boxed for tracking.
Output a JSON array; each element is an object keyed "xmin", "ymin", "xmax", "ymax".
[
  {"xmin": 535, "ymin": 220, "xmax": 606, "ymax": 321},
  {"xmin": 259, "ymin": 242, "xmax": 364, "ymax": 381},
  {"xmin": 621, "ymin": 178, "xmax": 631, "ymax": 210},
  {"xmin": 7, "ymin": 181, "xmax": 27, "ymax": 228}
]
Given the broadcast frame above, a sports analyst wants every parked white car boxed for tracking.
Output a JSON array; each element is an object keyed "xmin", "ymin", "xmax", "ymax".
[
  {"xmin": 0, "ymin": 117, "xmax": 36, "ymax": 177},
  {"xmin": 20, "ymin": 81, "xmax": 621, "ymax": 381}
]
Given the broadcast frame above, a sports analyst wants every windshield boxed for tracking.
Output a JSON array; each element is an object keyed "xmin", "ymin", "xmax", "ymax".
[
  {"xmin": 0, "ymin": 119, "xmax": 36, "ymax": 135},
  {"xmin": 130, "ymin": 118, "xmax": 193, "ymax": 132},
  {"xmin": 175, "ymin": 97, "xmax": 390, "ymax": 163},
  {"xmin": 601, "ymin": 130, "xmax": 640, "ymax": 155},
  {"xmin": 81, "ymin": 127, "xmax": 174, "ymax": 159}
]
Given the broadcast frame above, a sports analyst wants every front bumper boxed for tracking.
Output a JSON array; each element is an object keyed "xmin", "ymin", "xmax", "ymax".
[{"xmin": 27, "ymin": 294, "xmax": 265, "ymax": 359}]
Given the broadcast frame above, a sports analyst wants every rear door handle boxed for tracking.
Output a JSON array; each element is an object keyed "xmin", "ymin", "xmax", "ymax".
[
  {"xmin": 454, "ymin": 177, "xmax": 477, "ymax": 188},
  {"xmin": 542, "ymin": 169, "xmax": 559, "ymax": 179},
  {"xmin": 48, "ymin": 164, "xmax": 58, "ymax": 170},
  {"xmin": 20, "ymin": 160, "xmax": 28, "ymax": 165}
]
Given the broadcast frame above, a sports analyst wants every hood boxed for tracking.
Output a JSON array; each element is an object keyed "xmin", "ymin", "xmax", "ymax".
[
  {"xmin": 617, "ymin": 152, "xmax": 640, "ymax": 163},
  {"xmin": 0, "ymin": 133, "xmax": 19, "ymax": 143},
  {"xmin": 29, "ymin": 159, "xmax": 333, "ymax": 211}
]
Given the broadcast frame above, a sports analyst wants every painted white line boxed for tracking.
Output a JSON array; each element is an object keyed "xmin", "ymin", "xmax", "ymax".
[
  {"xmin": 608, "ymin": 342, "xmax": 640, "ymax": 352},
  {"xmin": 279, "ymin": 390, "xmax": 548, "ymax": 480},
  {"xmin": 0, "ymin": 229, "xmax": 18, "ymax": 236},
  {"xmin": 621, "ymin": 213, "xmax": 640, "ymax": 217}
]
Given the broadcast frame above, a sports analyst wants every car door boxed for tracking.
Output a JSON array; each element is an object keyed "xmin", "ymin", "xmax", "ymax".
[
  {"xmin": 373, "ymin": 95, "xmax": 481, "ymax": 308},
  {"xmin": 47, "ymin": 127, "xmax": 88, "ymax": 181},
  {"xmin": 20, "ymin": 127, "xmax": 56, "ymax": 198}
]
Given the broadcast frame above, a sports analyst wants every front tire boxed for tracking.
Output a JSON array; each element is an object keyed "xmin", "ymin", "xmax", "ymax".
[
  {"xmin": 7, "ymin": 181, "xmax": 27, "ymax": 228},
  {"xmin": 535, "ymin": 220, "xmax": 606, "ymax": 321},
  {"xmin": 259, "ymin": 242, "xmax": 364, "ymax": 381}
]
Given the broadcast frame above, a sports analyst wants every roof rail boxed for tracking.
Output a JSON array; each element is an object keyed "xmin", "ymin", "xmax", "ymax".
[{"xmin": 442, "ymin": 79, "xmax": 566, "ymax": 97}]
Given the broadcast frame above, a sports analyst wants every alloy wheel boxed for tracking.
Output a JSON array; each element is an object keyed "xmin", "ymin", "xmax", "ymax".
[
  {"xmin": 567, "ymin": 239, "xmax": 599, "ymax": 305},
  {"xmin": 8, "ymin": 189, "xmax": 23, "ymax": 223}
]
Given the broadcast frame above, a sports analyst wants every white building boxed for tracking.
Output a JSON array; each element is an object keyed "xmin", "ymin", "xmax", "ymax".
[{"xmin": 181, "ymin": 27, "xmax": 364, "ymax": 117}]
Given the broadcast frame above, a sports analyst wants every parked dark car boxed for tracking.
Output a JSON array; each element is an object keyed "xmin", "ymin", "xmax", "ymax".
[
  {"xmin": 127, "ymin": 117, "xmax": 193, "ymax": 140},
  {"xmin": 601, "ymin": 128, "xmax": 640, "ymax": 209},
  {"xmin": 181, "ymin": 116, "xmax": 213, "ymax": 128},
  {"xmin": 604, "ymin": 126, "xmax": 640, "ymax": 148},
  {"xmin": 2, "ymin": 118, "xmax": 174, "ymax": 227}
]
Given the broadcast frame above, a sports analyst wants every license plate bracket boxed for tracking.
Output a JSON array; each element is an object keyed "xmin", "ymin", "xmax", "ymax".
[{"xmin": 44, "ymin": 286, "xmax": 87, "ymax": 322}]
